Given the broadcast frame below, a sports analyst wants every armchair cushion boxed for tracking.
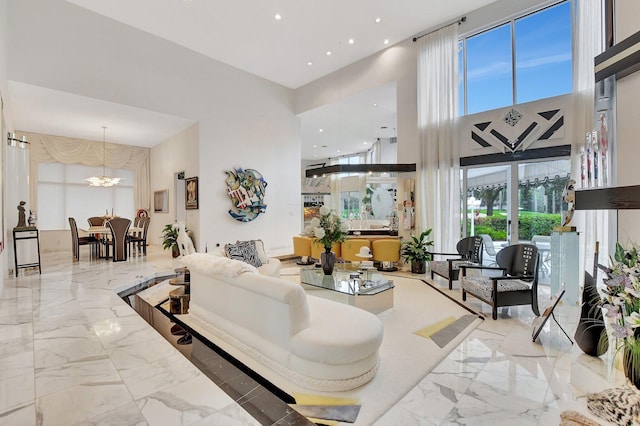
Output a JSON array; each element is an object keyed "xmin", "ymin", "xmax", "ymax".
[
  {"xmin": 430, "ymin": 259, "xmax": 469, "ymax": 278},
  {"xmin": 461, "ymin": 277, "xmax": 532, "ymax": 301}
]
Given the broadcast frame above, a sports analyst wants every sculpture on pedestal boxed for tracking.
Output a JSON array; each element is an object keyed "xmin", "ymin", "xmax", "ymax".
[{"xmin": 16, "ymin": 201, "xmax": 27, "ymax": 228}]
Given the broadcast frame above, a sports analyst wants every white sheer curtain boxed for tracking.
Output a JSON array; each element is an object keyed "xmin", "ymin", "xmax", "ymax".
[
  {"xmin": 572, "ymin": 0, "xmax": 608, "ymax": 275},
  {"xmin": 25, "ymin": 131, "xmax": 151, "ymax": 213},
  {"xmin": 417, "ymin": 24, "xmax": 461, "ymax": 252}
]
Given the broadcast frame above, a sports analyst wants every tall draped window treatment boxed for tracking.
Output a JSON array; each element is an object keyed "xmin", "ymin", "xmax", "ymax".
[
  {"xmin": 417, "ymin": 23, "xmax": 461, "ymax": 253},
  {"xmin": 25, "ymin": 131, "xmax": 151, "ymax": 214},
  {"xmin": 572, "ymin": 0, "xmax": 609, "ymax": 274}
]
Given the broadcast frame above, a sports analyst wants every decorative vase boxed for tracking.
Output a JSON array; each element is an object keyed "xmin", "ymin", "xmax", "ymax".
[
  {"xmin": 172, "ymin": 245, "xmax": 180, "ymax": 258},
  {"xmin": 321, "ymin": 249, "xmax": 336, "ymax": 276},
  {"xmin": 411, "ymin": 260, "xmax": 426, "ymax": 274},
  {"xmin": 574, "ymin": 271, "xmax": 608, "ymax": 356}
]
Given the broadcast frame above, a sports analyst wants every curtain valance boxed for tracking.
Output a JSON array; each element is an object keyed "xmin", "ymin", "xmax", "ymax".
[{"xmin": 24, "ymin": 131, "xmax": 151, "ymax": 212}]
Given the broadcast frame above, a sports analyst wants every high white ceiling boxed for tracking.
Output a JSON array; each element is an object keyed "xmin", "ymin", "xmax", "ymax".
[{"xmin": 5, "ymin": 0, "xmax": 498, "ymax": 151}]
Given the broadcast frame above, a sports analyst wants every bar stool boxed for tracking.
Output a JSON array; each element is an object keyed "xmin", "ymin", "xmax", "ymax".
[
  {"xmin": 341, "ymin": 239, "xmax": 371, "ymax": 267},
  {"xmin": 372, "ymin": 239, "xmax": 401, "ymax": 271},
  {"xmin": 293, "ymin": 235, "xmax": 314, "ymax": 265}
]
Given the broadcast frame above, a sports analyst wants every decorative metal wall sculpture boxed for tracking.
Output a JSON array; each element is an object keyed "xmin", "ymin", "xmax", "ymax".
[{"xmin": 224, "ymin": 167, "xmax": 267, "ymax": 222}]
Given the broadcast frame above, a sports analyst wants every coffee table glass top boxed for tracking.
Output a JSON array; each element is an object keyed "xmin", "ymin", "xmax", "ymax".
[{"xmin": 300, "ymin": 267, "xmax": 394, "ymax": 296}]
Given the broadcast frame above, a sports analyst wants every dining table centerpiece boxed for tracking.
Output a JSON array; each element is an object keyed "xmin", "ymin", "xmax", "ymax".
[
  {"xmin": 600, "ymin": 241, "xmax": 640, "ymax": 388},
  {"xmin": 304, "ymin": 206, "xmax": 348, "ymax": 275}
]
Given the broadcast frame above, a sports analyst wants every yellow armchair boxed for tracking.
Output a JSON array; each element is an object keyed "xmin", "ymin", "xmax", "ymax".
[{"xmin": 372, "ymin": 239, "xmax": 401, "ymax": 271}]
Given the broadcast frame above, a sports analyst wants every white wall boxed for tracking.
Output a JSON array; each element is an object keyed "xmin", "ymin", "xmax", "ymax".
[
  {"xmin": 149, "ymin": 123, "xmax": 200, "ymax": 252},
  {"xmin": 198, "ymin": 83, "xmax": 301, "ymax": 257},
  {"xmin": 614, "ymin": 0, "xmax": 640, "ymax": 244}
]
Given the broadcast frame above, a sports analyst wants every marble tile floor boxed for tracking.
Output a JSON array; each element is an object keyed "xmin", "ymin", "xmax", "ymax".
[
  {"xmin": 376, "ymin": 272, "xmax": 625, "ymax": 426},
  {"xmin": 0, "ymin": 248, "xmax": 307, "ymax": 426},
  {"xmin": 0, "ymin": 248, "xmax": 627, "ymax": 425}
]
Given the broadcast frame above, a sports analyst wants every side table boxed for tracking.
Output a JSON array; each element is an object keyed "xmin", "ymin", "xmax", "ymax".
[{"xmin": 13, "ymin": 226, "xmax": 41, "ymax": 277}]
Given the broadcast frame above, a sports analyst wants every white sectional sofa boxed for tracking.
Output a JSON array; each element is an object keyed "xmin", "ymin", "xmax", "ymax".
[{"xmin": 180, "ymin": 253, "xmax": 384, "ymax": 392}]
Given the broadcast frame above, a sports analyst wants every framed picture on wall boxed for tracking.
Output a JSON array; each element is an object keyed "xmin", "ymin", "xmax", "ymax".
[
  {"xmin": 154, "ymin": 189, "xmax": 169, "ymax": 213},
  {"xmin": 185, "ymin": 177, "xmax": 198, "ymax": 210}
]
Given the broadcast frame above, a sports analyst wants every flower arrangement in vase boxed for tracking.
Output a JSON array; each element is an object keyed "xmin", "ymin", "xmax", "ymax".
[
  {"xmin": 599, "ymin": 241, "xmax": 640, "ymax": 388},
  {"xmin": 304, "ymin": 206, "xmax": 348, "ymax": 275}
]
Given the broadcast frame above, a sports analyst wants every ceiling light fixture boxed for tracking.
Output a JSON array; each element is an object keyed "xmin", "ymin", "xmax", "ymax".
[
  {"xmin": 85, "ymin": 126, "xmax": 122, "ymax": 187},
  {"xmin": 375, "ymin": 17, "xmax": 381, "ymax": 23},
  {"xmin": 307, "ymin": 61, "xmax": 313, "ymax": 66},
  {"xmin": 383, "ymin": 39, "xmax": 390, "ymax": 45},
  {"xmin": 274, "ymin": 14, "xmax": 282, "ymax": 20},
  {"xmin": 348, "ymin": 38, "xmax": 355, "ymax": 44},
  {"xmin": 326, "ymin": 51, "xmax": 332, "ymax": 56}
]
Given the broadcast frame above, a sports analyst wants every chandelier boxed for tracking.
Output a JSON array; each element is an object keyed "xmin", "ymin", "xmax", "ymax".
[{"xmin": 86, "ymin": 126, "xmax": 122, "ymax": 187}]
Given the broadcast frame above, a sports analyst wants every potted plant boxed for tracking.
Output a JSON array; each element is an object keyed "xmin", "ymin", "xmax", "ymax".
[
  {"xmin": 161, "ymin": 223, "xmax": 180, "ymax": 257},
  {"xmin": 401, "ymin": 229, "xmax": 434, "ymax": 274}
]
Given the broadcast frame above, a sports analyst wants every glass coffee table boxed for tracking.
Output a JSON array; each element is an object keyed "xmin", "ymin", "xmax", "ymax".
[{"xmin": 300, "ymin": 267, "xmax": 394, "ymax": 314}]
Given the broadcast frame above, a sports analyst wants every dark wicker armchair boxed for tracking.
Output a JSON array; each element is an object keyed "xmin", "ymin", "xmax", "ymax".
[
  {"xmin": 429, "ymin": 236, "xmax": 483, "ymax": 289},
  {"xmin": 460, "ymin": 243, "xmax": 540, "ymax": 320}
]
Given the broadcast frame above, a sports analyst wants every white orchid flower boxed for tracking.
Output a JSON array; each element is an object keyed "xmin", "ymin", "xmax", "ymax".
[{"xmin": 625, "ymin": 312, "xmax": 640, "ymax": 328}]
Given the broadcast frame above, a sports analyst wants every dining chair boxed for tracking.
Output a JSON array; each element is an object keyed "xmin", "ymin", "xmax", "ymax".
[
  {"xmin": 69, "ymin": 217, "xmax": 99, "ymax": 261},
  {"xmin": 460, "ymin": 243, "xmax": 540, "ymax": 320},
  {"xmin": 479, "ymin": 234, "xmax": 499, "ymax": 267},
  {"xmin": 129, "ymin": 217, "xmax": 150, "ymax": 255},
  {"xmin": 429, "ymin": 236, "xmax": 484, "ymax": 290},
  {"xmin": 105, "ymin": 217, "xmax": 132, "ymax": 262}
]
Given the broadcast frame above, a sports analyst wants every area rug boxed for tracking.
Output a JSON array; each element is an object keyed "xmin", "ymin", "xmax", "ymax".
[{"xmin": 180, "ymin": 274, "xmax": 481, "ymax": 425}]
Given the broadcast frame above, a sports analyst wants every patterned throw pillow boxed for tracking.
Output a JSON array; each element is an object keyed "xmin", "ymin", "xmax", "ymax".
[
  {"xmin": 252, "ymin": 239, "xmax": 270, "ymax": 264},
  {"xmin": 224, "ymin": 240, "xmax": 263, "ymax": 268}
]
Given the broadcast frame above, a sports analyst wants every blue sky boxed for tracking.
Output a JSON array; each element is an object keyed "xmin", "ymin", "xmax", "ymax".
[{"xmin": 460, "ymin": 1, "xmax": 572, "ymax": 115}]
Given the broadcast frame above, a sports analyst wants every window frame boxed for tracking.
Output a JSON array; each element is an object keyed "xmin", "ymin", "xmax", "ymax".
[{"xmin": 459, "ymin": 0, "xmax": 572, "ymax": 116}]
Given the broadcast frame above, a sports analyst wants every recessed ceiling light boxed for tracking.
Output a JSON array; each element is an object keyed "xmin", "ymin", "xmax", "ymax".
[
  {"xmin": 363, "ymin": 141, "xmax": 368, "ymax": 144},
  {"xmin": 319, "ymin": 129, "xmax": 324, "ymax": 133},
  {"xmin": 348, "ymin": 38, "xmax": 355, "ymax": 44},
  {"xmin": 373, "ymin": 103, "xmax": 377, "ymax": 107},
  {"xmin": 307, "ymin": 61, "xmax": 313, "ymax": 66},
  {"xmin": 337, "ymin": 150, "xmax": 341, "ymax": 153},
  {"xmin": 326, "ymin": 51, "xmax": 332, "ymax": 56},
  {"xmin": 274, "ymin": 14, "xmax": 282, "ymax": 20},
  {"xmin": 384, "ymin": 39, "xmax": 390, "ymax": 45},
  {"xmin": 313, "ymin": 145, "xmax": 318, "ymax": 148},
  {"xmin": 375, "ymin": 17, "xmax": 381, "ymax": 23}
]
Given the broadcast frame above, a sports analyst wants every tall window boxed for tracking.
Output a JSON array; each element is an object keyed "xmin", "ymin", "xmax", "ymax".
[
  {"xmin": 38, "ymin": 163, "xmax": 134, "ymax": 230},
  {"xmin": 459, "ymin": 1, "xmax": 572, "ymax": 115}
]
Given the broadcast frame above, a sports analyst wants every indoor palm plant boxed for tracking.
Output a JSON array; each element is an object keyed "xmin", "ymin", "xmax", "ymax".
[
  {"xmin": 401, "ymin": 229, "xmax": 434, "ymax": 274},
  {"xmin": 161, "ymin": 223, "xmax": 180, "ymax": 257}
]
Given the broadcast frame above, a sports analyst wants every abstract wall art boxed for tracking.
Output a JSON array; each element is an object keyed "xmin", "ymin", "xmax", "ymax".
[{"xmin": 224, "ymin": 167, "xmax": 267, "ymax": 222}]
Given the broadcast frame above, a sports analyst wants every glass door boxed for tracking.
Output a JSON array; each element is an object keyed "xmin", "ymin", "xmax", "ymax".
[
  {"xmin": 464, "ymin": 165, "xmax": 510, "ymax": 265},
  {"xmin": 463, "ymin": 158, "xmax": 571, "ymax": 273},
  {"xmin": 517, "ymin": 159, "xmax": 571, "ymax": 284}
]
